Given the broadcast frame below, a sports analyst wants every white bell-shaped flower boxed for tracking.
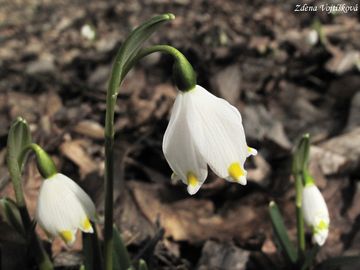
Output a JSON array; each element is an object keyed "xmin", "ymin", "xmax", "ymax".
[
  {"xmin": 36, "ymin": 173, "xmax": 96, "ymax": 246},
  {"xmin": 163, "ymin": 85, "xmax": 256, "ymax": 195},
  {"xmin": 302, "ymin": 184, "xmax": 330, "ymax": 246}
]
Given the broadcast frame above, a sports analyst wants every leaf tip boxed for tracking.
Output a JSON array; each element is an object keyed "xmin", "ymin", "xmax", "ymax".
[{"xmin": 164, "ymin": 13, "xmax": 175, "ymax": 20}]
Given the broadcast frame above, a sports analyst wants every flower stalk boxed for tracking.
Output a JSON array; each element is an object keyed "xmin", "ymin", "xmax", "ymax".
[
  {"xmin": 103, "ymin": 13, "xmax": 175, "ymax": 270},
  {"xmin": 292, "ymin": 134, "xmax": 310, "ymax": 257},
  {"xmin": 129, "ymin": 45, "xmax": 197, "ymax": 91}
]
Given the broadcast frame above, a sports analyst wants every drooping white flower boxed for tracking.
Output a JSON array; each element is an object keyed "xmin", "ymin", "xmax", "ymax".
[
  {"xmin": 302, "ymin": 184, "xmax": 330, "ymax": 246},
  {"xmin": 36, "ymin": 173, "xmax": 96, "ymax": 246},
  {"xmin": 163, "ymin": 85, "xmax": 256, "ymax": 195}
]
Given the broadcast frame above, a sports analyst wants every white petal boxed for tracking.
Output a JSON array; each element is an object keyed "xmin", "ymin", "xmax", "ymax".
[
  {"xmin": 313, "ymin": 228, "xmax": 328, "ymax": 246},
  {"xmin": 57, "ymin": 173, "xmax": 97, "ymax": 221},
  {"xmin": 302, "ymin": 185, "xmax": 329, "ymax": 226},
  {"xmin": 185, "ymin": 85, "xmax": 248, "ymax": 181},
  {"xmin": 163, "ymin": 93, "xmax": 208, "ymax": 194},
  {"xmin": 36, "ymin": 173, "xmax": 95, "ymax": 242},
  {"xmin": 187, "ymin": 176, "xmax": 203, "ymax": 195},
  {"xmin": 302, "ymin": 184, "xmax": 330, "ymax": 245},
  {"xmin": 247, "ymin": 147, "xmax": 258, "ymax": 157}
]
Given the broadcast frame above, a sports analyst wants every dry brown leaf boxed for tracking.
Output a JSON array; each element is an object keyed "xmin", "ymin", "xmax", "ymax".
[
  {"xmin": 128, "ymin": 181, "xmax": 267, "ymax": 243},
  {"xmin": 44, "ymin": 91, "xmax": 63, "ymax": 118},
  {"xmin": 310, "ymin": 145, "xmax": 348, "ymax": 176},
  {"xmin": 60, "ymin": 139, "xmax": 98, "ymax": 178},
  {"xmin": 247, "ymin": 154, "xmax": 271, "ymax": 187},
  {"xmin": 319, "ymin": 128, "xmax": 360, "ymax": 173},
  {"xmin": 73, "ymin": 120, "xmax": 105, "ymax": 139}
]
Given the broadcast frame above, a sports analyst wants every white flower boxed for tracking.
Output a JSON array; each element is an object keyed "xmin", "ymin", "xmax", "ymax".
[
  {"xmin": 81, "ymin": 24, "xmax": 96, "ymax": 41},
  {"xmin": 302, "ymin": 184, "xmax": 330, "ymax": 246},
  {"xmin": 36, "ymin": 173, "xmax": 96, "ymax": 246},
  {"xmin": 163, "ymin": 85, "xmax": 256, "ymax": 195}
]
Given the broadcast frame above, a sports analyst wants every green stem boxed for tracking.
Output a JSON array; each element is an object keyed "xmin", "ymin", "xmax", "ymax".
[
  {"xmin": 295, "ymin": 173, "xmax": 306, "ymax": 258},
  {"xmin": 103, "ymin": 44, "xmax": 195, "ymax": 270},
  {"xmin": 104, "ymin": 43, "xmax": 122, "ymax": 270},
  {"xmin": 126, "ymin": 45, "xmax": 196, "ymax": 91},
  {"xmin": 8, "ymin": 146, "xmax": 53, "ymax": 270},
  {"xmin": 20, "ymin": 143, "xmax": 57, "ymax": 178}
]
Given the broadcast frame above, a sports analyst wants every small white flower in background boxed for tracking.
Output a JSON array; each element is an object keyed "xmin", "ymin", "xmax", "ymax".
[
  {"xmin": 36, "ymin": 173, "xmax": 96, "ymax": 246},
  {"xmin": 163, "ymin": 85, "xmax": 257, "ymax": 195},
  {"xmin": 306, "ymin": 29, "xmax": 318, "ymax": 46},
  {"xmin": 302, "ymin": 183, "xmax": 330, "ymax": 246},
  {"xmin": 81, "ymin": 24, "xmax": 96, "ymax": 41}
]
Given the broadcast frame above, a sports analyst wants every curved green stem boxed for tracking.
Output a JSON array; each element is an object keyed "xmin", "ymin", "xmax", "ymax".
[
  {"xmin": 104, "ymin": 43, "xmax": 194, "ymax": 270},
  {"xmin": 126, "ymin": 45, "xmax": 196, "ymax": 91},
  {"xmin": 20, "ymin": 143, "xmax": 57, "ymax": 178}
]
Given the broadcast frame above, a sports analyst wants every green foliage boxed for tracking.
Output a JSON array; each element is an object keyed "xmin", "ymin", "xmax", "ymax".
[
  {"xmin": 113, "ymin": 225, "xmax": 132, "ymax": 270},
  {"xmin": 83, "ymin": 223, "xmax": 102, "ymax": 270},
  {"xmin": 6, "ymin": 117, "xmax": 54, "ymax": 270},
  {"xmin": 292, "ymin": 133, "xmax": 310, "ymax": 177},
  {"xmin": 7, "ymin": 117, "xmax": 32, "ymax": 169},
  {"xmin": 0, "ymin": 197, "xmax": 25, "ymax": 236},
  {"xmin": 268, "ymin": 201, "xmax": 298, "ymax": 264}
]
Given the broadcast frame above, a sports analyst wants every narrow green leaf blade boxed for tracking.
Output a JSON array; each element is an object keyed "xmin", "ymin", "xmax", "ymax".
[
  {"xmin": 0, "ymin": 198, "xmax": 25, "ymax": 236},
  {"xmin": 108, "ymin": 13, "xmax": 174, "ymax": 91},
  {"xmin": 117, "ymin": 13, "xmax": 174, "ymax": 81},
  {"xmin": 269, "ymin": 201, "xmax": 298, "ymax": 264},
  {"xmin": 317, "ymin": 256, "xmax": 360, "ymax": 270},
  {"xmin": 113, "ymin": 225, "xmax": 132, "ymax": 270},
  {"xmin": 7, "ymin": 117, "xmax": 32, "ymax": 168},
  {"xmin": 292, "ymin": 133, "xmax": 310, "ymax": 176}
]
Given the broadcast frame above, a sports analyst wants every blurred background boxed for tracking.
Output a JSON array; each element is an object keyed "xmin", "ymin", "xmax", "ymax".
[{"xmin": 0, "ymin": 0, "xmax": 359, "ymax": 269}]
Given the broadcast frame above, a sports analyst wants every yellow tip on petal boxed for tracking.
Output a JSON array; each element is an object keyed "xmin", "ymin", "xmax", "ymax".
[
  {"xmin": 228, "ymin": 162, "xmax": 245, "ymax": 182},
  {"xmin": 187, "ymin": 172, "xmax": 198, "ymax": 187},
  {"xmin": 81, "ymin": 217, "xmax": 93, "ymax": 233},
  {"xmin": 60, "ymin": 230, "xmax": 75, "ymax": 245},
  {"xmin": 247, "ymin": 147, "xmax": 257, "ymax": 156}
]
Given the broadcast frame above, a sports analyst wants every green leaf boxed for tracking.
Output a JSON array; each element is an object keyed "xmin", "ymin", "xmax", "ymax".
[
  {"xmin": 269, "ymin": 201, "xmax": 298, "ymax": 264},
  {"xmin": 113, "ymin": 225, "xmax": 132, "ymax": 270},
  {"xmin": 0, "ymin": 198, "xmax": 25, "ymax": 236},
  {"xmin": 82, "ymin": 223, "xmax": 102, "ymax": 270},
  {"xmin": 7, "ymin": 117, "xmax": 54, "ymax": 270},
  {"xmin": 292, "ymin": 134, "xmax": 310, "ymax": 176},
  {"xmin": 317, "ymin": 256, "xmax": 360, "ymax": 270},
  {"xmin": 108, "ymin": 13, "xmax": 175, "ymax": 93},
  {"xmin": 117, "ymin": 13, "xmax": 175, "ymax": 82},
  {"xmin": 138, "ymin": 259, "xmax": 148, "ymax": 270},
  {"xmin": 7, "ymin": 117, "xmax": 32, "ymax": 169}
]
